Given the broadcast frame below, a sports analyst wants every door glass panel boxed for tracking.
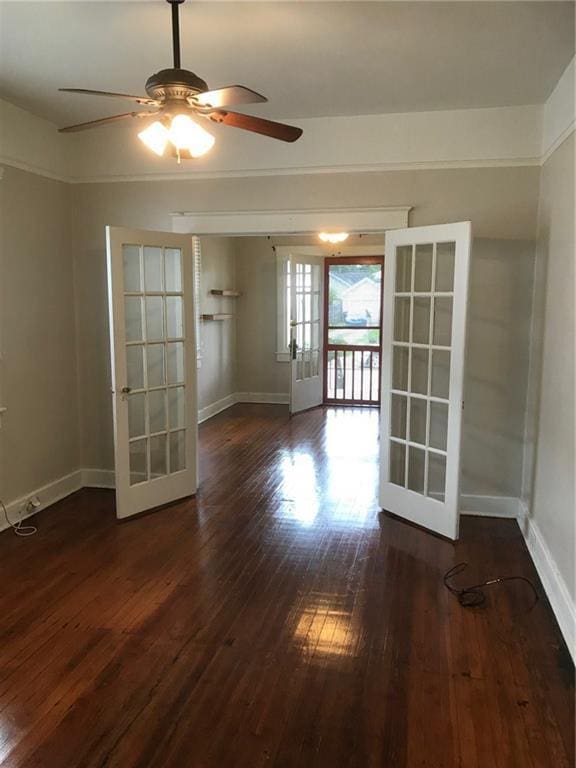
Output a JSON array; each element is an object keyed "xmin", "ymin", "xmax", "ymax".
[
  {"xmin": 431, "ymin": 350, "xmax": 451, "ymax": 399},
  {"xmin": 407, "ymin": 446, "xmax": 425, "ymax": 494},
  {"xmin": 395, "ymin": 246, "xmax": 412, "ymax": 292},
  {"xmin": 166, "ymin": 296, "xmax": 183, "ymax": 338},
  {"xmin": 428, "ymin": 453, "xmax": 446, "ymax": 501},
  {"xmin": 391, "ymin": 394, "xmax": 407, "ymax": 439},
  {"xmin": 430, "ymin": 402, "xmax": 448, "ymax": 451},
  {"xmin": 170, "ymin": 430, "xmax": 186, "ymax": 473},
  {"xmin": 129, "ymin": 438, "xmax": 147, "ymax": 485},
  {"xmin": 167, "ymin": 342, "xmax": 185, "ymax": 384},
  {"xmin": 126, "ymin": 345, "xmax": 144, "ymax": 390},
  {"xmin": 168, "ymin": 386, "xmax": 185, "ymax": 429},
  {"xmin": 149, "ymin": 389, "xmax": 166, "ymax": 434},
  {"xmin": 433, "ymin": 297, "xmax": 453, "ymax": 346},
  {"xmin": 409, "ymin": 397, "xmax": 427, "ymax": 445},
  {"xmin": 125, "ymin": 297, "xmax": 143, "ymax": 342},
  {"xmin": 165, "ymin": 248, "xmax": 182, "ymax": 292},
  {"xmin": 390, "ymin": 441, "xmax": 406, "ymax": 487},
  {"xmin": 328, "ymin": 328, "xmax": 380, "ymax": 346},
  {"xmin": 392, "ymin": 345, "xmax": 409, "ymax": 391},
  {"xmin": 123, "ymin": 245, "xmax": 142, "ymax": 292},
  {"xmin": 146, "ymin": 296, "xmax": 164, "ymax": 341},
  {"xmin": 411, "ymin": 348, "xmax": 429, "ymax": 395},
  {"xmin": 144, "ymin": 246, "xmax": 163, "ymax": 291},
  {"xmin": 147, "ymin": 344, "xmax": 165, "ymax": 387},
  {"xmin": 414, "ymin": 244, "xmax": 433, "ymax": 292},
  {"xmin": 412, "ymin": 298, "xmax": 431, "ymax": 344},
  {"xmin": 436, "ymin": 242, "xmax": 455, "ymax": 292},
  {"xmin": 128, "ymin": 392, "xmax": 146, "ymax": 438},
  {"xmin": 394, "ymin": 297, "xmax": 411, "ymax": 342},
  {"xmin": 150, "ymin": 434, "xmax": 167, "ymax": 478}
]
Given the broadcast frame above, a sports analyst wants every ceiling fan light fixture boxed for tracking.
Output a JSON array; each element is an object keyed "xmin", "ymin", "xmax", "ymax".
[
  {"xmin": 319, "ymin": 232, "xmax": 350, "ymax": 244},
  {"xmin": 168, "ymin": 114, "xmax": 215, "ymax": 157},
  {"xmin": 138, "ymin": 120, "xmax": 170, "ymax": 156}
]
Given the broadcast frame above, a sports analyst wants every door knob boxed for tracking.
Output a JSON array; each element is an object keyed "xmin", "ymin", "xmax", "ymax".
[{"xmin": 121, "ymin": 386, "xmax": 132, "ymax": 394}]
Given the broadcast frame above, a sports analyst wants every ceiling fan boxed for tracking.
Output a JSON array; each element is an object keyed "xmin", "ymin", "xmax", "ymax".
[{"xmin": 58, "ymin": 0, "xmax": 303, "ymax": 161}]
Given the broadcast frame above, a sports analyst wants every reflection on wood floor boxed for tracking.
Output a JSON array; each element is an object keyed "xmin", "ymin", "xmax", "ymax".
[{"xmin": 0, "ymin": 404, "xmax": 573, "ymax": 767}]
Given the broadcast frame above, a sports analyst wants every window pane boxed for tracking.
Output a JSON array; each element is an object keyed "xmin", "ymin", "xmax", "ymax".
[
  {"xmin": 433, "ymin": 297, "xmax": 453, "ymax": 346},
  {"xmin": 328, "ymin": 328, "xmax": 380, "ymax": 346},
  {"xmin": 166, "ymin": 296, "xmax": 183, "ymax": 338},
  {"xmin": 149, "ymin": 389, "xmax": 166, "ymax": 434},
  {"xmin": 412, "ymin": 298, "xmax": 431, "ymax": 344},
  {"xmin": 125, "ymin": 297, "xmax": 143, "ymax": 342},
  {"xmin": 409, "ymin": 398, "xmax": 427, "ymax": 446},
  {"xmin": 128, "ymin": 392, "xmax": 146, "ymax": 438},
  {"xmin": 126, "ymin": 345, "xmax": 144, "ymax": 390},
  {"xmin": 393, "ymin": 297, "xmax": 410, "ymax": 342},
  {"xmin": 390, "ymin": 441, "xmax": 405, "ymax": 487},
  {"xmin": 411, "ymin": 348, "xmax": 429, "ymax": 395},
  {"xmin": 146, "ymin": 296, "xmax": 164, "ymax": 341},
  {"xmin": 170, "ymin": 430, "xmax": 186, "ymax": 473},
  {"xmin": 395, "ymin": 246, "xmax": 412, "ymax": 292},
  {"xmin": 392, "ymin": 345, "xmax": 409, "ymax": 391},
  {"xmin": 144, "ymin": 246, "xmax": 163, "ymax": 292},
  {"xmin": 436, "ymin": 242, "xmax": 455, "ymax": 292},
  {"xmin": 414, "ymin": 244, "xmax": 433, "ymax": 292},
  {"xmin": 391, "ymin": 394, "xmax": 407, "ymax": 439},
  {"xmin": 430, "ymin": 402, "xmax": 448, "ymax": 451},
  {"xmin": 431, "ymin": 350, "xmax": 450, "ymax": 399},
  {"xmin": 150, "ymin": 434, "xmax": 167, "ymax": 478},
  {"xmin": 129, "ymin": 438, "xmax": 147, "ymax": 485},
  {"xmin": 165, "ymin": 248, "xmax": 182, "ymax": 292},
  {"xmin": 168, "ymin": 386, "xmax": 185, "ymax": 429},
  {"xmin": 407, "ymin": 446, "xmax": 425, "ymax": 494},
  {"xmin": 328, "ymin": 262, "xmax": 382, "ymax": 327},
  {"xmin": 428, "ymin": 453, "xmax": 446, "ymax": 501},
  {"xmin": 167, "ymin": 342, "xmax": 184, "ymax": 384},
  {"xmin": 147, "ymin": 344, "xmax": 165, "ymax": 387},
  {"xmin": 123, "ymin": 245, "xmax": 141, "ymax": 292}
]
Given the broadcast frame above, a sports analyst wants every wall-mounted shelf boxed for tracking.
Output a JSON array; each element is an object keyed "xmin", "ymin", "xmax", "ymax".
[
  {"xmin": 210, "ymin": 290, "xmax": 242, "ymax": 297},
  {"xmin": 201, "ymin": 313, "xmax": 234, "ymax": 321}
]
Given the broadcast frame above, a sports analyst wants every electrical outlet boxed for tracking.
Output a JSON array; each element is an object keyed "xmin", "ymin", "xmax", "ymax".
[{"xmin": 25, "ymin": 496, "xmax": 41, "ymax": 514}]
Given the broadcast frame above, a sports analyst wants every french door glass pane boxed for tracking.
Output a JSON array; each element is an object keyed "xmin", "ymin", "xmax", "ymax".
[
  {"xmin": 146, "ymin": 296, "xmax": 164, "ymax": 341},
  {"xmin": 431, "ymin": 350, "xmax": 451, "ymax": 399},
  {"xmin": 167, "ymin": 342, "xmax": 184, "ymax": 384},
  {"xmin": 392, "ymin": 346, "xmax": 409, "ymax": 391},
  {"xmin": 433, "ymin": 297, "xmax": 453, "ymax": 346},
  {"xmin": 149, "ymin": 389, "xmax": 167, "ymax": 434},
  {"xmin": 147, "ymin": 344, "xmax": 165, "ymax": 387},
  {"xmin": 430, "ymin": 402, "xmax": 449, "ymax": 451},
  {"xmin": 144, "ymin": 246, "xmax": 163, "ymax": 291},
  {"xmin": 407, "ymin": 446, "xmax": 425, "ymax": 493},
  {"xmin": 125, "ymin": 297, "xmax": 143, "ymax": 342},
  {"xmin": 428, "ymin": 453, "xmax": 447, "ymax": 501},
  {"xmin": 128, "ymin": 392, "xmax": 146, "ymax": 438},
  {"xmin": 166, "ymin": 296, "xmax": 183, "ymax": 338},
  {"xmin": 123, "ymin": 245, "xmax": 142, "ymax": 292},
  {"xmin": 126, "ymin": 345, "xmax": 144, "ymax": 390},
  {"xmin": 436, "ymin": 242, "xmax": 455, "ymax": 292},
  {"xmin": 409, "ymin": 397, "xmax": 427, "ymax": 445},
  {"xmin": 414, "ymin": 244, "xmax": 433, "ymax": 292},
  {"xmin": 390, "ymin": 441, "xmax": 406, "ymax": 487},
  {"xmin": 411, "ymin": 348, "xmax": 429, "ymax": 395},
  {"xmin": 391, "ymin": 394, "xmax": 407, "ymax": 439},
  {"xmin": 165, "ymin": 248, "xmax": 182, "ymax": 292},
  {"xmin": 129, "ymin": 438, "xmax": 147, "ymax": 485},
  {"xmin": 412, "ymin": 298, "xmax": 431, "ymax": 344},
  {"xmin": 169, "ymin": 387, "xmax": 185, "ymax": 429},
  {"xmin": 150, "ymin": 434, "xmax": 167, "ymax": 477},
  {"xmin": 395, "ymin": 246, "xmax": 412, "ymax": 292},
  {"xmin": 170, "ymin": 430, "xmax": 186, "ymax": 473},
  {"xmin": 394, "ymin": 298, "xmax": 411, "ymax": 342}
]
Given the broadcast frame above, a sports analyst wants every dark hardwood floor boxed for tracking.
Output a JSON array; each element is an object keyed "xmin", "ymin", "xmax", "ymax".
[{"xmin": 0, "ymin": 404, "xmax": 573, "ymax": 767}]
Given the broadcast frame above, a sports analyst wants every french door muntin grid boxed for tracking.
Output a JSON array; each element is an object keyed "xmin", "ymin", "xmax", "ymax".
[
  {"xmin": 293, "ymin": 262, "xmax": 321, "ymax": 381},
  {"xmin": 122, "ymin": 243, "xmax": 187, "ymax": 485},
  {"xmin": 389, "ymin": 240, "xmax": 455, "ymax": 500}
]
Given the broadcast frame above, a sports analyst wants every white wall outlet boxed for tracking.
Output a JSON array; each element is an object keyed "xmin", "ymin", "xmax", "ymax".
[{"xmin": 25, "ymin": 496, "xmax": 41, "ymax": 513}]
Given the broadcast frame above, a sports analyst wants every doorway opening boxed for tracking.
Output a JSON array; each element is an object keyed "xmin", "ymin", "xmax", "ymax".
[{"xmin": 323, "ymin": 256, "xmax": 384, "ymax": 405}]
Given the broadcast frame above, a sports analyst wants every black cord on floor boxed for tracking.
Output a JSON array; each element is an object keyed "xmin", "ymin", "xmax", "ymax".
[{"xmin": 443, "ymin": 562, "xmax": 539, "ymax": 610}]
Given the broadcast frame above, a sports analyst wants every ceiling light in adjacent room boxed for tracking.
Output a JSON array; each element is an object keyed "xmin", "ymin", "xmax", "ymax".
[{"xmin": 318, "ymin": 232, "xmax": 350, "ymax": 244}]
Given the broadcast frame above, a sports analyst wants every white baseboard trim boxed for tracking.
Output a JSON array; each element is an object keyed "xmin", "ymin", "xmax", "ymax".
[
  {"xmin": 235, "ymin": 392, "xmax": 289, "ymax": 405},
  {"xmin": 81, "ymin": 468, "xmax": 115, "ymax": 489},
  {"xmin": 519, "ymin": 512, "xmax": 575, "ymax": 662},
  {"xmin": 0, "ymin": 469, "xmax": 82, "ymax": 533},
  {"xmin": 198, "ymin": 393, "xmax": 237, "ymax": 424},
  {"xmin": 460, "ymin": 494, "xmax": 525, "ymax": 519}
]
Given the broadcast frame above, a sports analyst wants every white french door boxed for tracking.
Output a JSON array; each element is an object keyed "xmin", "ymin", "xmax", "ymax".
[
  {"xmin": 106, "ymin": 227, "xmax": 198, "ymax": 520},
  {"xmin": 289, "ymin": 253, "xmax": 324, "ymax": 414},
  {"xmin": 380, "ymin": 222, "xmax": 471, "ymax": 540}
]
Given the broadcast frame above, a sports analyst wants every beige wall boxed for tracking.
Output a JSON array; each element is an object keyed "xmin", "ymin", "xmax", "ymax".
[
  {"xmin": 0, "ymin": 166, "xmax": 79, "ymax": 503},
  {"xmin": 71, "ymin": 164, "xmax": 539, "ymax": 474},
  {"xmin": 524, "ymin": 133, "xmax": 575, "ymax": 599}
]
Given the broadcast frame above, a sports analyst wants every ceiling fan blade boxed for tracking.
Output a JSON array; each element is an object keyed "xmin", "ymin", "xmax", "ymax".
[
  {"xmin": 58, "ymin": 111, "xmax": 147, "ymax": 133},
  {"xmin": 208, "ymin": 110, "xmax": 302, "ymax": 142},
  {"xmin": 59, "ymin": 88, "xmax": 158, "ymax": 105},
  {"xmin": 193, "ymin": 85, "xmax": 267, "ymax": 109}
]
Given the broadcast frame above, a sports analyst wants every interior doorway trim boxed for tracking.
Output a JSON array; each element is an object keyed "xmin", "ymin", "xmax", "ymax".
[{"xmin": 171, "ymin": 206, "xmax": 411, "ymax": 236}]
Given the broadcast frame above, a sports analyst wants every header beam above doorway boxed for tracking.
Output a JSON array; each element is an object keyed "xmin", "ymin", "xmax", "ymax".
[{"xmin": 171, "ymin": 207, "xmax": 412, "ymax": 236}]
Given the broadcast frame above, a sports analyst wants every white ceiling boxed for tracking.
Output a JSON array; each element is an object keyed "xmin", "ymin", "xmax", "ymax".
[{"xmin": 0, "ymin": 1, "xmax": 573, "ymax": 127}]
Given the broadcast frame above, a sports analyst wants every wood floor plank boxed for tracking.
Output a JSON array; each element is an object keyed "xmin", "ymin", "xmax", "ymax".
[{"xmin": 0, "ymin": 404, "xmax": 572, "ymax": 767}]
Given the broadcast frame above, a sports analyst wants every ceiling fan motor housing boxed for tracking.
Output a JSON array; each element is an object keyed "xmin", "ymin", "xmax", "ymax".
[{"xmin": 145, "ymin": 68, "xmax": 209, "ymax": 101}]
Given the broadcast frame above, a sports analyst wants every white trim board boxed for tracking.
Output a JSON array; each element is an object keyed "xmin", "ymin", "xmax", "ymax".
[
  {"xmin": 172, "ymin": 207, "xmax": 411, "ymax": 237},
  {"xmin": 0, "ymin": 470, "xmax": 82, "ymax": 534},
  {"xmin": 519, "ymin": 513, "xmax": 576, "ymax": 663}
]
